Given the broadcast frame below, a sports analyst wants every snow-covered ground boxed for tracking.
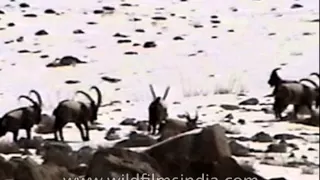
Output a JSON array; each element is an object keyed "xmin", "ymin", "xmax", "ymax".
[{"xmin": 0, "ymin": 0, "xmax": 319, "ymax": 179}]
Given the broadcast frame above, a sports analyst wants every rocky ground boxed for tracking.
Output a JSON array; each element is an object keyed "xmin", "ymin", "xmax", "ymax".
[{"xmin": 0, "ymin": 0, "xmax": 319, "ymax": 179}]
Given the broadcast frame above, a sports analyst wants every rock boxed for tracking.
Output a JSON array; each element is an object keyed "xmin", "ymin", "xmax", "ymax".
[
  {"xmin": 65, "ymin": 80, "xmax": 80, "ymax": 84},
  {"xmin": 266, "ymin": 141, "xmax": 287, "ymax": 153},
  {"xmin": 146, "ymin": 125, "xmax": 265, "ymax": 179},
  {"xmin": 46, "ymin": 56, "xmax": 86, "ymax": 67},
  {"xmin": 238, "ymin": 119, "xmax": 246, "ymax": 125},
  {"xmin": 211, "ymin": 20, "xmax": 221, "ymax": 24},
  {"xmin": 44, "ymin": 9, "xmax": 56, "ymax": 14},
  {"xmin": 143, "ymin": 41, "xmax": 157, "ymax": 48},
  {"xmin": 75, "ymin": 146, "xmax": 96, "ymax": 165},
  {"xmin": 35, "ymin": 30, "xmax": 48, "ymax": 36},
  {"xmin": 0, "ymin": 10, "xmax": 5, "ymax": 14},
  {"xmin": 104, "ymin": 127, "xmax": 121, "ymax": 141},
  {"xmin": 232, "ymin": 136, "xmax": 252, "ymax": 142},
  {"xmin": 23, "ymin": 13, "xmax": 37, "ymax": 17},
  {"xmin": 251, "ymin": 132, "xmax": 273, "ymax": 142},
  {"xmin": 34, "ymin": 114, "xmax": 55, "ymax": 134},
  {"xmin": 37, "ymin": 141, "xmax": 78, "ymax": 170},
  {"xmin": 151, "ymin": 16, "xmax": 167, "ymax": 20},
  {"xmin": 0, "ymin": 155, "xmax": 15, "ymax": 179},
  {"xmin": 124, "ymin": 51, "xmax": 138, "ymax": 55},
  {"xmin": 173, "ymin": 36, "xmax": 184, "ymax": 40},
  {"xmin": 220, "ymin": 104, "xmax": 240, "ymax": 110},
  {"xmin": 117, "ymin": 39, "xmax": 131, "ymax": 43},
  {"xmin": 19, "ymin": 3, "xmax": 30, "ymax": 8},
  {"xmin": 0, "ymin": 140, "xmax": 22, "ymax": 154},
  {"xmin": 113, "ymin": 33, "xmax": 129, "ymax": 38},
  {"xmin": 101, "ymin": 76, "xmax": 121, "ymax": 83},
  {"xmin": 85, "ymin": 148, "xmax": 162, "ymax": 179},
  {"xmin": 291, "ymin": 3, "xmax": 303, "ymax": 9},
  {"xmin": 102, "ymin": 6, "xmax": 115, "ymax": 11},
  {"xmin": 239, "ymin": 98, "xmax": 259, "ymax": 105},
  {"xmin": 14, "ymin": 157, "xmax": 76, "ymax": 180},
  {"xmin": 7, "ymin": 22, "xmax": 15, "ymax": 27},
  {"xmin": 88, "ymin": 124, "xmax": 105, "ymax": 131},
  {"xmin": 269, "ymin": 178, "xmax": 287, "ymax": 180},
  {"xmin": 17, "ymin": 136, "xmax": 44, "ymax": 149},
  {"xmin": 93, "ymin": 9, "xmax": 104, "ymax": 14},
  {"xmin": 273, "ymin": 133, "xmax": 303, "ymax": 140},
  {"xmin": 120, "ymin": 3, "xmax": 133, "ymax": 6},
  {"xmin": 87, "ymin": 21, "xmax": 97, "ymax": 25},
  {"xmin": 120, "ymin": 118, "xmax": 136, "ymax": 126},
  {"xmin": 114, "ymin": 132, "xmax": 157, "ymax": 148},
  {"xmin": 135, "ymin": 121, "xmax": 149, "ymax": 131},
  {"xmin": 73, "ymin": 29, "xmax": 85, "ymax": 34},
  {"xmin": 229, "ymin": 140, "xmax": 250, "ymax": 157},
  {"xmin": 135, "ymin": 29, "xmax": 145, "ymax": 33}
]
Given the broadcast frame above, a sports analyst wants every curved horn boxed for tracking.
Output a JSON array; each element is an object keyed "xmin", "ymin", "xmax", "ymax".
[
  {"xmin": 90, "ymin": 86, "xmax": 102, "ymax": 108},
  {"xmin": 75, "ymin": 90, "xmax": 95, "ymax": 107},
  {"xmin": 272, "ymin": 67, "xmax": 281, "ymax": 73},
  {"xmin": 299, "ymin": 78, "xmax": 319, "ymax": 89},
  {"xmin": 18, "ymin": 95, "xmax": 39, "ymax": 108},
  {"xmin": 28, "ymin": 89, "xmax": 43, "ymax": 108},
  {"xmin": 149, "ymin": 84, "xmax": 157, "ymax": 100},
  {"xmin": 310, "ymin": 72, "xmax": 320, "ymax": 79},
  {"xmin": 162, "ymin": 86, "xmax": 170, "ymax": 100}
]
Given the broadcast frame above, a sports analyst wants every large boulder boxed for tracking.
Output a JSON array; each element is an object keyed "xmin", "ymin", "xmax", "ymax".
[
  {"xmin": 145, "ymin": 124, "xmax": 266, "ymax": 179},
  {"xmin": 85, "ymin": 147, "xmax": 162, "ymax": 179},
  {"xmin": 14, "ymin": 157, "xmax": 77, "ymax": 180}
]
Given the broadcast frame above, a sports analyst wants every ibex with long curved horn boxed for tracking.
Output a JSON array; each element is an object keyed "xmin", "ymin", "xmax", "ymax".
[
  {"xmin": 0, "ymin": 93, "xmax": 42, "ymax": 142},
  {"xmin": 52, "ymin": 86, "xmax": 103, "ymax": 142}
]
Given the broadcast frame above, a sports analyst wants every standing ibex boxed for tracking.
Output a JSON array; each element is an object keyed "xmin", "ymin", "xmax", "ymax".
[
  {"xmin": 148, "ymin": 84, "xmax": 170, "ymax": 135},
  {"xmin": 269, "ymin": 69, "xmax": 319, "ymax": 120},
  {"xmin": 52, "ymin": 86, "xmax": 102, "ymax": 142},
  {"xmin": 0, "ymin": 90, "xmax": 42, "ymax": 142},
  {"xmin": 158, "ymin": 111, "xmax": 199, "ymax": 142}
]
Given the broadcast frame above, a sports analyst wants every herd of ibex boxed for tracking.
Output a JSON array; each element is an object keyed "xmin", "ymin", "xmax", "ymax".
[{"xmin": 0, "ymin": 68, "xmax": 318, "ymax": 142}]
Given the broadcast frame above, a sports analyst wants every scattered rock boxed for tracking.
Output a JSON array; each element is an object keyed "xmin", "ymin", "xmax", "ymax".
[
  {"xmin": 229, "ymin": 140, "xmax": 250, "ymax": 157},
  {"xmin": 211, "ymin": 20, "xmax": 221, "ymax": 24},
  {"xmin": 135, "ymin": 29, "xmax": 145, "ymax": 33},
  {"xmin": 23, "ymin": 13, "xmax": 37, "ymax": 17},
  {"xmin": 124, "ymin": 51, "xmax": 138, "ymax": 55},
  {"xmin": 143, "ymin": 41, "xmax": 157, "ymax": 48},
  {"xmin": 173, "ymin": 36, "xmax": 184, "ymax": 40},
  {"xmin": 251, "ymin": 132, "xmax": 273, "ymax": 142},
  {"xmin": 151, "ymin": 16, "xmax": 167, "ymax": 20},
  {"xmin": 266, "ymin": 141, "xmax": 287, "ymax": 153},
  {"xmin": 87, "ymin": 21, "xmax": 97, "ymax": 25},
  {"xmin": 46, "ymin": 56, "xmax": 86, "ymax": 67},
  {"xmin": 220, "ymin": 104, "xmax": 240, "ymax": 110},
  {"xmin": 135, "ymin": 121, "xmax": 149, "ymax": 131},
  {"xmin": 65, "ymin": 80, "xmax": 80, "ymax": 84},
  {"xmin": 73, "ymin": 29, "xmax": 85, "ymax": 34},
  {"xmin": 239, "ymin": 98, "xmax": 259, "ymax": 105},
  {"xmin": 120, "ymin": 118, "xmax": 136, "ymax": 126},
  {"xmin": 35, "ymin": 30, "xmax": 48, "ymax": 36},
  {"xmin": 273, "ymin": 133, "xmax": 303, "ymax": 140},
  {"xmin": 238, "ymin": 119, "xmax": 246, "ymax": 125},
  {"xmin": 18, "ymin": 49, "xmax": 30, "ymax": 53},
  {"xmin": 93, "ymin": 9, "xmax": 104, "ymax": 14},
  {"xmin": 7, "ymin": 23, "xmax": 15, "ymax": 27},
  {"xmin": 102, "ymin": 6, "xmax": 115, "ymax": 11},
  {"xmin": 101, "ymin": 76, "xmax": 121, "ymax": 83},
  {"xmin": 117, "ymin": 39, "xmax": 131, "ymax": 44},
  {"xmin": 44, "ymin": 9, "xmax": 56, "ymax": 14},
  {"xmin": 120, "ymin": 3, "xmax": 133, "ymax": 7},
  {"xmin": 104, "ymin": 127, "xmax": 121, "ymax": 141},
  {"xmin": 291, "ymin": 3, "xmax": 303, "ymax": 9},
  {"xmin": 0, "ymin": 10, "xmax": 5, "ymax": 14},
  {"xmin": 113, "ymin": 33, "xmax": 129, "ymax": 38},
  {"xmin": 17, "ymin": 136, "xmax": 43, "ymax": 149},
  {"xmin": 114, "ymin": 132, "xmax": 157, "ymax": 148},
  {"xmin": 19, "ymin": 3, "xmax": 30, "ymax": 8},
  {"xmin": 75, "ymin": 146, "xmax": 96, "ymax": 165}
]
